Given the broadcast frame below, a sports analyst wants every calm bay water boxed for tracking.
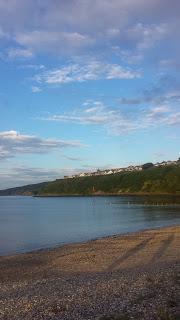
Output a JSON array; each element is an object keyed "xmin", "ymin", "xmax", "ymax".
[{"xmin": 0, "ymin": 195, "xmax": 179, "ymax": 256}]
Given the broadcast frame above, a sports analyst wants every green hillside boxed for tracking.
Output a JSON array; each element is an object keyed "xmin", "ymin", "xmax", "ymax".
[
  {"xmin": 0, "ymin": 182, "xmax": 48, "ymax": 196},
  {"xmin": 38, "ymin": 164, "xmax": 180, "ymax": 195},
  {"xmin": 0, "ymin": 164, "xmax": 179, "ymax": 196}
]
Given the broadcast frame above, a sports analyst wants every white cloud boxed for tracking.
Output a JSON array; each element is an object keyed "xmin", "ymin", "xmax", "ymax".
[
  {"xmin": 41, "ymin": 101, "xmax": 180, "ymax": 135},
  {"xmin": 147, "ymin": 105, "xmax": 170, "ymax": 116},
  {"xmin": 35, "ymin": 61, "xmax": 141, "ymax": 85},
  {"xmin": 0, "ymin": 131, "xmax": 85, "ymax": 160},
  {"xmin": 31, "ymin": 86, "xmax": 42, "ymax": 93},
  {"xmin": 8, "ymin": 48, "xmax": 33, "ymax": 58},
  {"xmin": 160, "ymin": 112, "xmax": 180, "ymax": 126},
  {"xmin": 15, "ymin": 31, "xmax": 94, "ymax": 54},
  {"xmin": 0, "ymin": 0, "xmax": 179, "ymax": 60},
  {"xmin": 18, "ymin": 64, "xmax": 45, "ymax": 70},
  {"xmin": 127, "ymin": 23, "xmax": 169, "ymax": 50}
]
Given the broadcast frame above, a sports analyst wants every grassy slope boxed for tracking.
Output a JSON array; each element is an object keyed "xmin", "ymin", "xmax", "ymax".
[
  {"xmin": 38, "ymin": 165, "xmax": 180, "ymax": 195},
  {"xmin": 0, "ymin": 182, "xmax": 48, "ymax": 196},
  {"xmin": 0, "ymin": 164, "xmax": 179, "ymax": 196}
]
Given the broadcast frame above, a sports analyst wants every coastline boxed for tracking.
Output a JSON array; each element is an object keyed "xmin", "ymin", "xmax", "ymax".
[
  {"xmin": 1, "ymin": 223, "xmax": 179, "ymax": 258},
  {"xmin": 35, "ymin": 192, "xmax": 180, "ymax": 197},
  {"xmin": 0, "ymin": 225, "xmax": 179, "ymax": 319}
]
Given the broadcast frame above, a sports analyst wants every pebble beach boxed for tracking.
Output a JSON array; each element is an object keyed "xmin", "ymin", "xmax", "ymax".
[{"xmin": 0, "ymin": 225, "xmax": 179, "ymax": 320}]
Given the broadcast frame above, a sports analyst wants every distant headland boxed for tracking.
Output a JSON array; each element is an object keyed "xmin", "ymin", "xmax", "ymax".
[{"xmin": 0, "ymin": 158, "xmax": 179, "ymax": 197}]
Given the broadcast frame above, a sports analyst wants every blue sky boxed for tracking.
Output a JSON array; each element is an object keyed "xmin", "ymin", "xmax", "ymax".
[{"xmin": 0, "ymin": 0, "xmax": 179, "ymax": 188}]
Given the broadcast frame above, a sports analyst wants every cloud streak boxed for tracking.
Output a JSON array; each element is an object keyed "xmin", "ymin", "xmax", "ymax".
[
  {"xmin": 34, "ymin": 61, "xmax": 141, "ymax": 86},
  {"xmin": 8, "ymin": 48, "xmax": 33, "ymax": 59},
  {"xmin": 0, "ymin": 131, "xmax": 85, "ymax": 160},
  {"xmin": 0, "ymin": 166, "xmax": 87, "ymax": 189},
  {"xmin": 119, "ymin": 90, "xmax": 180, "ymax": 106},
  {"xmin": 41, "ymin": 101, "xmax": 180, "ymax": 135}
]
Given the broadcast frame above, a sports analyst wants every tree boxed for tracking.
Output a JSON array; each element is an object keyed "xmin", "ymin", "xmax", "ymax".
[{"xmin": 142, "ymin": 162, "xmax": 154, "ymax": 170}]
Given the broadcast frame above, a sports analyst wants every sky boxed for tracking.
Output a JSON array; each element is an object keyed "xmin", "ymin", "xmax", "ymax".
[{"xmin": 0, "ymin": 0, "xmax": 180, "ymax": 189}]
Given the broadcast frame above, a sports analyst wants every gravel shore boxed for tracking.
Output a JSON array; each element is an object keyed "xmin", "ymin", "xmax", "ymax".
[{"xmin": 0, "ymin": 226, "xmax": 179, "ymax": 320}]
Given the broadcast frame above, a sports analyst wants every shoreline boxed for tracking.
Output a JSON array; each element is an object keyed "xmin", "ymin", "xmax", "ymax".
[
  {"xmin": 0, "ymin": 225, "xmax": 179, "ymax": 319},
  {"xmin": 1, "ymin": 192, "xmax": 180, "ymax": 197},
  {"xmin": 35, "ymin": 192, "xmax": 180, "ymax": 197},
  {"xmin": 1, "ymin": 223, "xmax": 180, "ymax": 258}
]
